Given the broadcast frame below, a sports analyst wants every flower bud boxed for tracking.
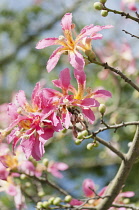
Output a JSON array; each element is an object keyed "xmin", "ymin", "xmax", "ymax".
[
  {"xmin": 81, "ymin": 130, "xmax": 88, "ymax": 136},
  {"xmin": 64, "ymin": 195, "xmax": 72, "ymax": 203},
  {"xmin": 42, "ymin": 158, "xmax": 49, "ymax": 167},
  {"xmin": 62, "ymin": 128, "xmax": 67, "ymax": 133},
  {"xmin": 25, "ymin": 182, "xmax": 31, "ymax": 187},
  {"xmin": 123, "ymin": 198, "xmax": 130, "ymax": 204},
  {"xmin": 48, "ymin": 197, "xmax": 55, "ymax": 205},
  {"xmin": 53, "ymin": 197, "xmax": 62, "ymax": 205},
  {"xmin": 36, "ymin": 202, "xmax": 43, "ymax": 209},
  {"xmin": 100, "ymin": 0, "xmax": 107, "ymax": 4},
  {"xmin": 93, "ymin": 142, "xmax": 99, "ymax": 147},
  {"xmin": 38, "ymin": 191, "xmax": 45, "ymax": 197},
  {"xmin": 93, "ymin": 2, "xmax": 103, "ymax": 10},
  {"xmin": 87, "ymin": 143, "xmax": 94, "ymax": 150},
  {"xmin": 75, "ymin": 139, "xmax": 82, "ymax": 145},
  {"xmin": 85, "ymin": 50, "xmax": 96, "ymax": 62},
  {"xmin": 98, "ymin": 104, "xmax": 106, "ymax": 115},
  {"xmin": 42, "ymin": 201, "xmax": 49, "ymax": 208},
  {"xmin": 101, "ymin": 10, "xmax": 108, "ymax": 17},
  {"xmin": 20, "ymin": 174, "xmax": 26, "ymax": 180}
]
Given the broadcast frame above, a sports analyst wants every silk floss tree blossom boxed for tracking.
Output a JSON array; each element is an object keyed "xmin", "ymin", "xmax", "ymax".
[
  {"xmin": 36, "ymin": 13, "xmax": 113, "ymax": 72},
  {"xmin": 42, "ymin": 68, "xmax": 111, "ymax": 136}
]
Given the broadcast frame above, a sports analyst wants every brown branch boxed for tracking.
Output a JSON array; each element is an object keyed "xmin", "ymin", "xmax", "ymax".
[
  {"xmin": 97, "ymin": 126, "xmax": 139, "ymax": 210},
  {"xmin": 94, "ymin": 121, "xmax": 139, "ymax": 135},
  {"xmin": 92, "ymin": 134, "xmax": 126, "ymax": 161},
  {"xmin": 111, "ymin": 203, "xmax": 139, "ymax": 210},
  {"xmin": 91, "ymin": 60, "xmax": 139, "ymax": 92},
  {"xmin": 122, "ymin": 29, "xmax": 139, "ymax": 39},
  {"xmin": 104, "ymin": 6, "xmax": 139, "ymax": 23}
]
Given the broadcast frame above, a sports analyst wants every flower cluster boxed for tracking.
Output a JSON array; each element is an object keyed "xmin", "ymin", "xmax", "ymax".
[{"xmin": 0, "ymin": 13, "xmax": 112, "ymax": 161}]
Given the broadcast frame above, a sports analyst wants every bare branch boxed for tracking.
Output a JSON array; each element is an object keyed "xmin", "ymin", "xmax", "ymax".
[
  {"xmin": 97, "ymin": 126, "xmax": 139, "ymax": 210},
  {"xmin": 122, "ymin": 30, "xmax": 139, "ymax": 39}
]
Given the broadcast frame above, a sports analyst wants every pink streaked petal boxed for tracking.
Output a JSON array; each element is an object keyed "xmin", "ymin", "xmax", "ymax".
[
  {"xmin": 36, "ymin": 38, "xmax": 59, "ymax": 49},
  {"xmin": 31, "ymin": 82, "xmax": 41, "ymax": 108},
  {"xmin": 38, "ymin": 127, "xmax": 54, "ymax": 143},
  {"xmin": 119, "ymin": 191, "xmax": 135, "ymax": 198},
  {"xmin": 82, "ymin": 108, "xmax": 95, "ymax": 124},
  {"xmin": 60, "ymin": 68, "xmax": 71, "ymax": 89},
  {"xmin": 70, "ymin": 199, "xmax": 83, "ymax": 206},
  {"xmin": 69, "ymin": 51, "xmax": 85, "ymax": 70},
  {"xmin": 32, "ymin": 138, "xmax": 45, "ymax": 161},
  {"xmin": 8, "ymin": 103, "xmax": 18, "ymax": 121},
  {"xmin": 91, "ymin": 33, "xmax": 103, "ymax": 40},
  {"xmin": 83, "ymin": 179, "xmax": 95, "ymax": 197},
  {"xmin": 74, "ymin": 69, "xmax": 86, "ymax": 85},
  {"xmin": 62, "ymin": 111, "xmax": 71, "ymax": 129},
  {"xmin": 21, "ymin": 137, "xmax": 34, "ymax": 159},
  {"xmin": 81, "ymin": 98, "xmax": 100, "ymax": 107},
  {"xmin": 93, "ymin": 90, "xmax": 112, "ymax": 98},
  {"xmin": 16, "ymin": 90, "xmax": 27, "ymax": 107},
  {"xmin": 6, "ymin": 184, "xmax": 17, "ymax": 196},
  {"xmin": 53, "ymin": 162, "xmax": 69, "ymax": 171},
  {"xmin": 61, "ymin": 13, "xmax": 72, "ymax": 30},
  {"xmin": 47, "ymin": 47, "xmax": 65, "ymax": 72}
]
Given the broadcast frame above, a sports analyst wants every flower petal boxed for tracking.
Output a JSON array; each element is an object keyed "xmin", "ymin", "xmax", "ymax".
[
  {"xmin": 69, "ymin": 51, "xmax": 85, "ymax": 70},
  {"xmin": 16, "ymin": 90, "xmax": 27, "ymax": 107},
  {"xmin": 80, "ymin": 98, "xmax": 100, "ymax": 107},
  {"xmin": 61, "ymin": 13, "xmax": 72, "ymax": 30},
  {"xmin": 47, "ymin": 47, "xmax": 65, "ymax": 72},
  {"xmin": 93, "ymin": 89, "xmax": 112, "ymax": 98},
  {"xmin": 83, "ymin": 179, "xmax": 95, "ymax": 197},
  {"xmin": 74, "ymin": 69, "xmax": 86, "ymax": 86},
  {"xmin": 82, "ymin": 108, "xmax": 95, "ymax": 124},
  {"xmin": 36, "ymin": 38, "xmax": 59, "ymax": 49}
]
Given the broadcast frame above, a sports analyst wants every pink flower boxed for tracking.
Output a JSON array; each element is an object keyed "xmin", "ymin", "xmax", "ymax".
[
  {"xmin": 6, "ymin": 83, "xmax": 62, "ymax": 160},
  {"xmin": 47, "ymin": 161, "xmax": 68, "ymax": 178},
  {"xmin": 43, "ymin": 68, "xmax": 111, "ymax": 129},
  {"xmin": 121, "ymin": 0, "xmax": 137, "ymax": 11},
  {"xmin": 36, "ymin": 13, "xmax": 113, "ymax": 72}
]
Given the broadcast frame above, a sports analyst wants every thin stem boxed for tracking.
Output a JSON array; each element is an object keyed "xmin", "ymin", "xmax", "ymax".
[
  {"xmin": 104, "ymin": 6, "xmax": 139, "ymax": 23},
  {"xmin": 122, "ymin": 30, "xmax": 139, "ymax": 39},
  {"xmin": 92, "ymin": 134, "xmax": 126, "ymax": 161},
  {"xmin": 91, "ymin": 60, "xmax": 139, "ymax": 92}
]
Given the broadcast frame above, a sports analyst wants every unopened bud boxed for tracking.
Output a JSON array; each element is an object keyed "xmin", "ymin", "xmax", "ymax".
[
  {"xmin": 42, "ymin": 201, "xmax": 49, "ymax": 208},
  {"xmin": 101, "ymin": 10, "xmax": 108, "ymax": 17},
  {"xmin": 123, "ymin": 198, "xmax": 130, "ymax": 204},
  {"xmin": 38, "ymin": 191, "xmax": 45, "ymax": 197},
  {"xmin": 62, "ymin": 128, "xmax": 67, "ymax": 133},
  {"xmin": 42, "ymin": 158, "xmax": 49, "ymax": 167},
  {"xmin": 25, "ymin": 182, "xmax": 31, "ymax": 187},
  {"xmin": 75, "ymin": 139, "xmax": 82, "ymax": 145},
  {"xmin": 20, "ymin": 174, "xmax": 26, "ymax": 180},
  {"xmin": 81, "ymin": 130, "xmax": 88, "ymax": 136},
  {"xmin": 99, "ymin": 104, "xmax": 106, "ymax": 115},
  {"xmin": 93, "ymin": 142, "xmax": 99, "ymax": 147},
  {"xmin": 36, "ymin": 202, "xmax": 43, "ymax": 209},
  {"xmin": 100, "ymin": 0, "xmax": 107, "ymax": 4},
  {"xmin": 93, "ymin": 2, "xmax": 103, "ymax": 10},
  {"xmin": 53, "ymin": 197, "xmax": 62, "ymax": 205},
  {"xmin": 64, "ymin": 195, "xmax": 72, "ymax": 203},
  {"xmin": 85, "ymin": 50, "xmax": 96, "ymax": 62},
  {"xmin": 87, "ymin": 143, "xmax": 94, "ymax": 150},
  {"xmin": 48, "ymin": 197, "xmax": 55, "ymax": 205}
]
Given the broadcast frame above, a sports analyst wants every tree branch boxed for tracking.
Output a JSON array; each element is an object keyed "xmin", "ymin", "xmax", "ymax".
[
  {"xmin": 97, "ymin": 126, "xmax": 139, "ymax": 210},
  {"xmin": 122, "ymin": 30, "xmax": 139, "ymax": 39},
  {"xmin": 91, "ymin": 60, "xmax": 139, "ymax": 92}
]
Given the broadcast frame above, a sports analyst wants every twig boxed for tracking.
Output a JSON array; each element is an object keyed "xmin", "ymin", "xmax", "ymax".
[
  {"xmin": 94, "ymin": 121, "xmax": 139, "ymax": 135},
  {"xmin": 92, "ymin": 134, "xmax": 126, "ymax": 161},
  {"xmin": 104, "ymin": 6, "xmax": 139, "ymax": 23},
  {"xmin": 122, "ymin": 30, "xmax": 139, "ymax": 39},
  {"xmin": 91, "ymin": 60, "xmax": 139, "ymax": 92},
  {"xmin": 111, "ymin": 203, "xmax": 139, "ymax": 210}
]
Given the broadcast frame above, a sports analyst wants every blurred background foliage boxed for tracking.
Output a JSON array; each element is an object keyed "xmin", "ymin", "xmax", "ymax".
[{"xmin": 0, "ymin": 0, "xmax": 139, "ymax": 209}]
